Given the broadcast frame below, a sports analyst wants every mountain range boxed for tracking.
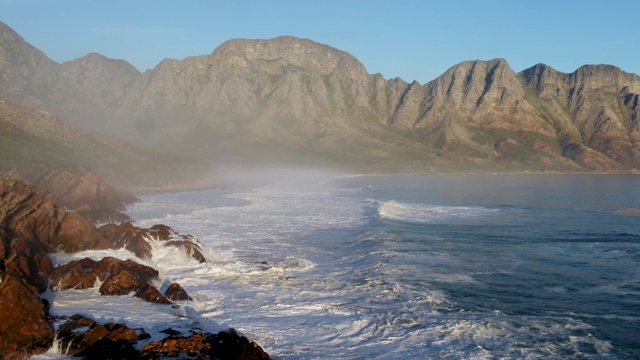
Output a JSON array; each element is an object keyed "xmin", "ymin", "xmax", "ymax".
[{"xmin": 1, "ymin": 20, "xmax": 639, "ymax": 172}]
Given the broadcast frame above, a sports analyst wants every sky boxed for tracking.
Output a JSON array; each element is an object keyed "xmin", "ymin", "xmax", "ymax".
[{"xmin": 1, "ymin": 0, "xmax": 638, "ymax": 84}]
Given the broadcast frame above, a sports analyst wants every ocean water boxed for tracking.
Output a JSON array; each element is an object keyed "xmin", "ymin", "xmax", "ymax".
[{"xmin": 41, "ymin": 173, "xmax": 640, "ymax": 359}]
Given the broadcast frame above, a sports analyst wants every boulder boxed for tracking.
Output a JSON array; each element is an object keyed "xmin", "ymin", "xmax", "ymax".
[
  {"xmin": 98, "ymin": 269, "xmax": 149, "ymax": 295},
  {"xmin": 164, "ymin": 282, "xmax": 193, "ymax": 301},
  {"xmin": 134, "ymin": 285, "xmax": 171, "ymax": 304}
]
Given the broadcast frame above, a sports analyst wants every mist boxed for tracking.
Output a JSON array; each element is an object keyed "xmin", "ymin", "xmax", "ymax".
[{"xmin": 202, "ymin": 162, "xmax": 352, "ymax": 190}]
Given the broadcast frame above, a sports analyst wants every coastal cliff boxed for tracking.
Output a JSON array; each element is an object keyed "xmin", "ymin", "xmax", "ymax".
[{"xmin": 0, "ymin": 174, "xmax": 270, "ymax": 359}]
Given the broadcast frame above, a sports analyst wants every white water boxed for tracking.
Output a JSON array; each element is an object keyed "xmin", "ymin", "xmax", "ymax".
[{"xmin": 34, "ymin": 173, "xmax": 636, "ymax": 359}]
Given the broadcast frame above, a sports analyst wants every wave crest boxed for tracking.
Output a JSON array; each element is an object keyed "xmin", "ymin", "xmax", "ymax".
[{"xmin": 378, "ymin": 200, "xmax": 498, "ymax": 224}]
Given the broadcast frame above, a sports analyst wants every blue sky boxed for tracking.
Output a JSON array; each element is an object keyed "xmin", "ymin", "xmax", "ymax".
[{"xmin": 2, "ymin": 0, "xmax": 638, "ymax": 83}]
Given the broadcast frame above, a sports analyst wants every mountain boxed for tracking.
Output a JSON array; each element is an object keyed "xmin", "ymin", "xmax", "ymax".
[
  {"xmin": 1, "ymin": 20, "xmax": 639, "ymax": 172},
  {"xmin": 0, "ymin": 99, "xmax": 205, "ymax": 207}
]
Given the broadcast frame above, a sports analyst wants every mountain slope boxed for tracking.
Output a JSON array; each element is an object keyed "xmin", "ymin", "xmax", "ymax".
[{"xmin": 0, "ymin": 100, "xmax": 204, "ymax": 189}]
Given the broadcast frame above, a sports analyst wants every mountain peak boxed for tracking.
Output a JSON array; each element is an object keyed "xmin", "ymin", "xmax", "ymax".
[{"xmin": 212, "ymin": 36, "xmax": 368, "ymax": 77}]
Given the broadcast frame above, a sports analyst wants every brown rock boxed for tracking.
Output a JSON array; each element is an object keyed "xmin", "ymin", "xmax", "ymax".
[
  {"xmin": 50, "ymin": 256, "xmax": 159, "ymax": 294},
  {"xmin": 164, "ymin": 282, "xmax": 193, "ymax": 301},
  {"xmin": 0, "ymin": 175, "xmax": 66, "ymax": 251},
  {"xmin": 52, "ymin": 212, "xmax": 113, "ymax": 252},
  {"xmin": 148, "ymin": 224, "xmax": 174, "ymax": 240},
  {"xmin": 0, "ymin": 175, "xmax": 58, "ymax": 358},
  {"xmin": 140, "ymin": 329, "xmax": 271, "ymax": 360},
  {"xmin": 50, "ymin": 257, "xmax": 100, "ymax": 290},
  {"xmin": 56, "ymin": 315, "xmax": 139, "ymax": 358},
  {"xmin": 96, "ymin": 222, "xmax": 208, "ymax": 261},
  {"xmin": 165, "ymin": 239, "xmax": 207, "ymax": 263},
  {"xmin": 98, "ymin": 269, "xmax": 151, "ymax": 296},
  {"xmin": 0, "ymin": 266, "xmax": 54, "ymax": 358},
  {"xmin": 135, "ymin": 284, "xmax": 171, "ymax": 304},
  {"xmin": 97, "ymin": 222, "xmax": 152, "ymax": 259}
]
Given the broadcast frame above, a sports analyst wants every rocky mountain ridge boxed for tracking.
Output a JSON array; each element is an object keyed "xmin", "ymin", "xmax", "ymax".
[{"xmin": 1, "ymin": 20, "xmax": 639, "ymax": 171}]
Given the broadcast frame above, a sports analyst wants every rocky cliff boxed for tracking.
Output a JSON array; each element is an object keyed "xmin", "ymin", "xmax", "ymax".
[
  {"xmin": 0, "ymin": 174, "xmax": 62, "ymax": 358},
  {"xmin": 0, "ymin": 174, "xmax": 270, "ymax": 359},
  {"xmin": 1, "ymin": 20, "xmax": 639, "ymax": 171}
]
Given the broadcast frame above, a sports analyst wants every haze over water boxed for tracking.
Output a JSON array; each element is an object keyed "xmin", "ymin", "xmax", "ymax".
[{"xmin": 46, "ymin": 173, "xmax": 640, "ymax": 359}]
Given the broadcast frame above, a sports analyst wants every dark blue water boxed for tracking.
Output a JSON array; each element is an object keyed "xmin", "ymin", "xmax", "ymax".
[{"xmin": 341, "ymin": 174, "xmax": 640, "ymax": 359}]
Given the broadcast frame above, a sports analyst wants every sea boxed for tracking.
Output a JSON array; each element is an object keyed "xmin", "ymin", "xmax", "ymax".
[{"xmin": 37, "ymin": 172, "xmax": 640, "ymax": 359}]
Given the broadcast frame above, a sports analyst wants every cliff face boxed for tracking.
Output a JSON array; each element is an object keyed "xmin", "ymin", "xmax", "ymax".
[
  {"xmin": 1, "ymin": 20, "xmax": 640, "ymax": 171},
  {"xmin": 0, "ymin": 175, "xmax": 61, "ymax": 358},
  {"xmin": 520, "ymin": 64, "xmax": 640, "ymax": 168}
]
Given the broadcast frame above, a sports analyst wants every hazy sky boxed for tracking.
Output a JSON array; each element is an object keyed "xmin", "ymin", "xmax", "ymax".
[{"xmin": 2, "ymin": 0, "xmax": 638, "ymax": 83}]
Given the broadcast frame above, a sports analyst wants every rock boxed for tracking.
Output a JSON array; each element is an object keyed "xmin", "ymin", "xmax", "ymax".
[
  {"xmin": 97, "ymin": 222, "xmax": 208, "ymax": 261},
  {"xmin": 164, "ymin": 283, "xmax": 193, "ymax": 301},
  {"xmin": 50, "ymin": 256, "xmax": 159, "ymax": 294},
  {"xmin": 139, "ymin": 329, "xmax": 271, "ymax": 360},
  {"xmin": 52, "ymin": 212, "xmax": 113, "ymax": 252},
  {"xmin": 165, "ymin": 239, "xmax": 208, "ymax": 263},
  {"xmin": 54, "ymin": 320, "xmax": 271, "ymax": 359},
  {"xmin": 0, "ymin": 261, "xmax": 55, "ymax": 359},
  {"xmin": 50, "ymin": 257, "xmax": 100, "ymax": 290},
  {"xmin": 0, "ymin": 175, "xmax": 66, "ymax": 251},
  {"xmin": 134, "ymin": 284, "xmax": 171, "ymax": 304},
  {"xmin": 55, "ymin": 315, "xmax": 139, "ymax": 358},
  {"xmin": 148, "ymin": 224, "xmax": 174, "ymax": 240},
  {"xmin": 160, "ymin": 328, "xmax": 182, "ymax": 336},
  {"xmin": 97, "ymin": 222, "xmax": 152, "ymax": 259},
  {"xmin": 98, "ymin": 269, "xmax": 148, "ymax": 296},
  {"xmin": 0, "ymin": 174, "xmax": 57, "ymax": 358}
]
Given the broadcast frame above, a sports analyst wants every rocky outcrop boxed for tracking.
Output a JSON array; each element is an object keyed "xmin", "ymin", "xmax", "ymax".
[
  {"xmin": 55, "ymin": 315, "xmax": 271, "ymax": 360},
  {"xmin": 165, "ymin": 282, "xmax": 193, "ymax": 301},
  {"xmin": 96, "ymin": 222, "xmax": 208, "ymax": 261},
  {"xmin": 140, "ymin": 329, "xmax": 271, "ymax": 360},
  {"xmin": 0, "ymin": 175, "xmax": 59, "ymax": 358},
  {"xmin": 0, "ymin": 174, "xmax": 269, "ymax": 359},
  {"xmin": 50, "ymin": 257, "xmax": 159, "ymax": 293},
  {"xmin": 54, "ymin": 315, "xmax": 141, "ymax": 358}
]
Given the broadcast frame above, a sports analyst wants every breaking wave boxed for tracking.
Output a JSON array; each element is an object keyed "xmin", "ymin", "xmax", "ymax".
[{"xmin": 377, "ymin": 200, "xmax": 499, "ymax": 224}]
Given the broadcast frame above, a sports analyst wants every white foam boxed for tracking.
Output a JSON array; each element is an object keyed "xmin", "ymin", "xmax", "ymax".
[{"xmin": 378, "ymin": 200, "xmax": 498, "ymax": 224}]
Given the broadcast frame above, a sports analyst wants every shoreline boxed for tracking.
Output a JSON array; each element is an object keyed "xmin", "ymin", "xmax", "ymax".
[{"xmin": 129, "ymin": 168, "xmax": 640, "ymax": 195}]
